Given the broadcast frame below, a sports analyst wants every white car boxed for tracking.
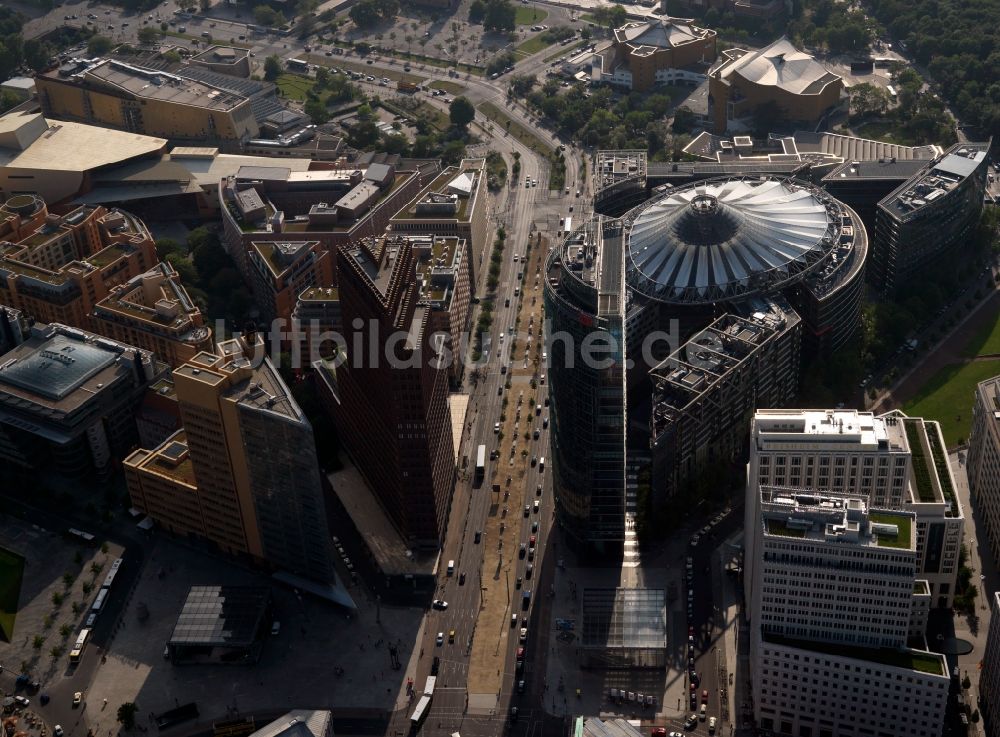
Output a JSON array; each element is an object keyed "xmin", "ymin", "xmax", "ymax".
[
  {"xmin": 13, "ymin": 696, "xmax": 29, "ymax": 708},
  {"xmin": 432, "ymin": 599, "xmax": 449, "ymax": 610},
  {"xmin": 519, "ymin": 627, "xmax": 528, "ymax": 642},
  {"xmin": 708, "ymin": 717, "xmax": 717, "ymax": 734},
  {"xmin": 54, "ymin": 728, "xmax": 64, "ymax": 737},
  {"xmin": 436, "ymin": 632, "xmax": 444, "ymax": 645},
  {"xmin": 72, "ymin": 692, "xmax": 83, "ymax": 707},
  {"xmin": 271, "ymin": 621, "xmax": 281, "ymax": 635}
]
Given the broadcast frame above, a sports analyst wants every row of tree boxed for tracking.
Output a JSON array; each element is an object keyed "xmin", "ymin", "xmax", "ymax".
[
  {"xmin": 468, "ymin": 0, "xmax": 516, "ymax": 34},
  {"xmin": 348, "ymin": 0, "xmax": 399, "ymax": 30}
]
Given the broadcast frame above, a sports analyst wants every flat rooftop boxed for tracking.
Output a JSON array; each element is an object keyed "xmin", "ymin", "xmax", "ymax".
[
  {"xmin": 67, "ymin": 59, "xmax": 247, "ymax": 111},
  {"xmin": 394, "ymin": 160, "xmax": 483, "ymax": 222},
  {"xmin": 753, "ymin": 409, "xmax": 908, "ymax": 452},
  {"xmin": 761, "ymin": 490, "xmax": 914, "ymax": 550},
  {"xmin": 762, "ymin": 631, "xmax": 946, "ymax": 676},
  {"xmin": 881, "ymin": 142, "xmax": 990, "ymax": 219}
]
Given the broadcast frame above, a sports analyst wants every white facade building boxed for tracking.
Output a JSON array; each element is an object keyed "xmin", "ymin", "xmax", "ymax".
[
  {"xmin": 968, "ymin": 376, "xmax": 1000, "ymax": 570},
  {"xmin": 982, "ymin": 592, "xmax": 1000, "ymax": 737},
  {"xmin": 748, "ymin": 409, "xmax": 964, "ymax": 608},
  {"xmin": 748, "ymin": 487, "xmax": 949, "ymax": 737}
]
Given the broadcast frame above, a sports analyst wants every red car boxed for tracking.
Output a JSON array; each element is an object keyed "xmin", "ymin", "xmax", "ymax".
[
  {"xmin": 651, "ymin": 729, "xmax": 667, "ymax": 737},
  {"xmin": 516, "ymin": 646, "xmax": 525, "ymax": 660},
  {"xmin": 690, "ymin": 684, "xmax": 696, "ymax": 693},
  {"xmin": 529, "ymin": 535, "xmax": 536, "ymax": 548},
  {"xmin": 701, "ymin": 689, "xmax": 709, "ymax": 703}
]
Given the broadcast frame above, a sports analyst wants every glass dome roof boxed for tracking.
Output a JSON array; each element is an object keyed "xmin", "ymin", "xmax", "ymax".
[{"xmin": 625, "ymin": 178, "xmax": 836, "ymax": 304}]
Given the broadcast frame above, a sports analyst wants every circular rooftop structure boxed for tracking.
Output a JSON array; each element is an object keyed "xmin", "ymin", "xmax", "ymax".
[{"xmin": 624, "ymin": 177, "xmax": 840, "ymax": 304}]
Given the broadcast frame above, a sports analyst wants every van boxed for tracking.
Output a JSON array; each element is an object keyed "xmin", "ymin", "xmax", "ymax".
[
  {"xmin": 447, "ymin": 560, "xmax": 455, "ymax": 576},
  {"xmin": 539, "ymin": 457, "xmax": 545, "ymax": 471}
]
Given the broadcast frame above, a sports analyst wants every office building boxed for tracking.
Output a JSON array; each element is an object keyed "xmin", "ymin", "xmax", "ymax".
[
  {"xmin": 708, "ymin": 38, "xmax": 844, "ymax": 134},
  {"xmin": 746, "ymin": 486, "xmax": 949, "ymax": 737},
  {"xmin": 36, "ymin": 58, "xmax": 259, "ymax": 147},
  {"xmin": 983, "ymin": 592, "xmax": 1000, "ymax": 737},
  {"xmin": 92, "ymin": 262, "xmax": 213, "ymax": 367},
  {"xmin": 388, "ymin": 159, "xmax": 488, "ymax": 290},
  {"xmin": 315, "ymin": 236, "xmax": 454, "ymax": 549},
  {"xmin": 749, "ymin": 409, "xmax": 965, "ymax": 608},
  {"xmin": 0, "ymin": 197, "xmax": 158, "ymax": 334},
  {"xmin": 821, "ymin": 158, "xmax": 932, "ymax": 234},
  {"xmin": 0, "ymin": 305, "xmax": 29, "ymax": 353},
  {"xmin": 292, "ymin": 287, "xmax": 341, "ymax": 363},
  {"xmin": 649, "ymin": 298, "xmax": 801, "ymax": 503},
  {"xmin": 968, "ymin": 376, "xmax": 1000, "ymax": 569},
  {"xmin": 247, "ymin": 239, "xmax": 334, "ymax": 326},
  {"xmin": 544, "ymin": 218, "xmax": 628, "ymax": 553},
  {"xmin": 592, "ymin": 18, "xmax": 716, "ymax": 92},
  {"xmin": 0, "ymin": 109, "xmax": 166, "ymax": 204},
  {"xmin": 0, "ymin": 322, "xmax": 160, "ymax": 477},
  {"xmin": 622, "ymin": 176, "xmax": 867, "ymax": 350},
  {"xmin": 220, "ymin": 161, "xmax": 422, "ymax": 290},
  {"xmin": 873, "ymin": 142, "xmax": 990, "ymax": 295},
  {"xmin": 125, "ymin": 333, "xmax": 337, "ymax": 583},
  {"xmin": 410, "ymin": 234, "xmax": 473, "ymax": 383}
]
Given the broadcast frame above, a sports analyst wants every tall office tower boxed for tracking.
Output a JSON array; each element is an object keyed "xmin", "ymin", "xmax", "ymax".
[
  {"xmin": 315, "ymin": 237, "xmax": 454, "ymax": 549},
  {"xmin": 968, "ymin": 376, "xmax": 1000, "ymax": 569},
  {"xmin": 748, "ymin": 409, "xmax": 964, "ymax": 608},
  {"xmin": 543, "ymin": 218, "xmax": 628, "ymax": 554},
  {"xmin": 982, "ymin": 592, "xmax": 1000, "ymax": 737},
  {"xmin": 873, "ymin": 142, "xmax": 990, "ymax": 296},
  {"xmin": 747, "ymin": 487, "xmax": 949, "ymax": 737},
  {"xmin": 125, "ymin": 333, "xmax": 336, "ymax": 583}
]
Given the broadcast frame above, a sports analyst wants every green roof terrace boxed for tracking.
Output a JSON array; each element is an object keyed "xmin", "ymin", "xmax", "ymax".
[
  {"xmin": 868, "ymin": 510, "xmax": 913, "ymax": 549},
  {"xmin": 764, "ymin": 518, "xmax": 807, "ymax": 538},
  {"xmin": 763, "ymin": 632, "xmax": 945, "ymax": 676}
]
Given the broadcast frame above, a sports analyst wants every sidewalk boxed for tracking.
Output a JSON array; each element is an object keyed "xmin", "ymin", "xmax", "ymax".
[{"xmin": 715, "ymin": 532, "xmax": 745, "ymax": 736}]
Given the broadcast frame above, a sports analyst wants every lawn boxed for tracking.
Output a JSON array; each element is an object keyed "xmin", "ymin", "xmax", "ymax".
[
  {"xmin": 903, "ymin": 358, "xmax": 1000, "ymax": 446},
  {"xmin": 515, "ymin": 5, "xmax": 547, "ymax": 25},
  {"xmin": 307, "ymin": 57, "xmax": 423, "ymax": 86},
  {"xmin": 163, "ymin": 31, "xmax": 251, "ymax": 48},
  {"xmin": 516, "ymin": 33, "xmax": 556, "ymax": 57},
  {"xmin": 478, "ymin": 101, "xmax": 552, "ymax": 156},
  {"xmin": 0, "ymin": 547, "xmax": 24, "ymax": 642},
  {"xmin": 853, "ymin": 120, "xmax": 918, "ymax": 146},
  {"xmin": 276, "ymin": 73, "xmax": 315, "ymax": 102},
  {"xmin": 429, "ymin": 80, "xmax": 466, "ymax": 95},
  {"xmin": 960, "ymin": 301, "xmax": 1000, "ymax": 357}
]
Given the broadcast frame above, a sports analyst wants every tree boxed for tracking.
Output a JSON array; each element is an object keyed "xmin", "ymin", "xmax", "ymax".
[
  {"xmin": 482, "ymin": 0, "xmax": 515, "ymax": 33},
  {"xmin": 117, "ymin": 702, "xmax": 139, "ymax": 730},
  {"xmin": 200, "ymin": 0, "xmax": 211, "ymax": 10},
  {"xmin": 849, "ymin": 82, "xmax": 889, "ymax": 119},
  {"xmin": 137, "ymin": 27, "xmax": 160, "ymax": 45},
  {"xmin": 87, "ymin": 35, "xmax": 113, "ymax": 56},
  {"xmin": 23, "ymin": 39, "xmax": 52, "ymax": 71},
  {"xmin": 263, "ymin": 54, "xmax": 282, "ymax": 81},
  {"xmin": 469, "ymin": 0, "xmax": 486, "ymax": 23},
  {"xmin": 254, "ymin": 5, "xmax": 279, "ymax": 26},
  {"xmin": 671, "ymin": 106, "xmax": 697, "ymax": 134},
  {"xmin": 449, "ymin": 96, "xmax": 475, "ymax": 130},
  {"xmin": 163, "ymin": 50, "xmax": 181, "ymax": 63},
  {"xmin": 304, "ymin": 97, "xmax": 329, "ymax": 123}
]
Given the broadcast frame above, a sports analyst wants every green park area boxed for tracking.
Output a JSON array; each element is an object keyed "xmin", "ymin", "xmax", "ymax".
[
  {"xmin": 904, "ymin": 303, "xmax": 1000, "ymax": 446},
  {"xmin": 514, "ymin": 5, "xmax": 546, "ymax": 25},
  {"xmin": 0, "ymin": 546, "xmax": 24, "ymax": 642}
]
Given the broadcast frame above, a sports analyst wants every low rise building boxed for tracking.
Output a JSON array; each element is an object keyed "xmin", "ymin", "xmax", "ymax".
[
  {"xmin": 0, "ymin": 109, "xmax": 167, "ymax": 205},
  {"xmin": 593, "ymin": 18, "xmax": 716, "ymax": 92},
  {"xmin": 388, "ymin": 159, "xmax": 488, "ymax": 289},
  {"xmin": 91, "ymin": 262, "xmax": 213, "ymax": 367},
  {"xmin": 166, "ymin": 585, "xmax": 272, "ymax": 665},
  {"xmin": 36, "ymin": 58, "xmax": 259, "ymax": 147},
  {"xmin": 190, "ymin": 46, "xmax": 252, "ymax": 78},
  {"xmin": 0, "ymin": 198, "xmax": 159, "ymax": 330},
  {"xmin": 708, "ymin": 38, "xmax": 844, "ymax": 134},
  {"xmin": 0, "ymin": 322, "xmax": 160, "ymax": 478}
]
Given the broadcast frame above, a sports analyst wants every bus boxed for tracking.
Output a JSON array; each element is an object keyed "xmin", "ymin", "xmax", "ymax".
[
  {"xmin": 102, "ymin": 557, "xmax": 124, "ymax": 590},
  {"xmin": 69, "ymin": 628, "xmax": 91, "ymax": 663},
  {"xmin": 423, "ymin": 676, "xmax": 436, "ymax": 697},
  {"xmin": 410, "ymin": 695, "xmax": 431, "ymax": 729},
  {"xmin": 92, "ymin": 588, "xmax": 108, "ymax": 613},
  {"xmin": 474, "ymin": 445, "xmax": 486, "ymax": 487},
  {"xmin": 564, "ymin": 216, "xmax": 572, "ymax": 235},
  {"xmin": 287, "ymin": 58, "xmax": 309, "ymax": 72},
  {"xmin": 67, "ymin": 528, "xmax": 96, "ymax": 545}
]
